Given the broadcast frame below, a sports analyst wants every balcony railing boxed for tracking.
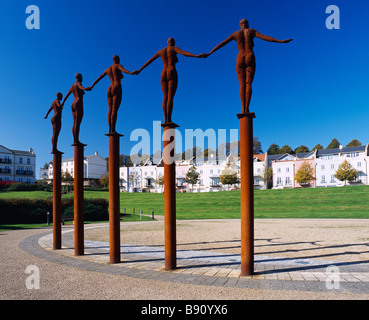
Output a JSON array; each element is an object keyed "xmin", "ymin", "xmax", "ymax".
[
  {"xmin": 16, "ymin": 170, "xmax": 34, "ymax": 176},
  {"xmin": 0, "ymin": 168, "xmax": 11, "ymax": 174},
  {"xmin": 0, "ymin": 158, "xmax": 11, "ymax": 164}
]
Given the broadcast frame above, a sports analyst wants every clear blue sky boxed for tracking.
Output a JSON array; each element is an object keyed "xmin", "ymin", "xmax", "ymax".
[{"xmin": 1, "ymin": 0, "xmax": 368, "ymax": 178}]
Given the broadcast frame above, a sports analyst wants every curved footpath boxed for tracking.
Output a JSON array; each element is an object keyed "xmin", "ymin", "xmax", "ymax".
[{"xmin": 1, "ymin": 219, "xmax": 369, "ymax": 300}]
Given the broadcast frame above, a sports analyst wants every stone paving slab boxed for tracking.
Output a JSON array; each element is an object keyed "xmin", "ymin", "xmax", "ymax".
[{"xmin": 21, "ymin": 225, "xmax": 369, "ymax": 295}]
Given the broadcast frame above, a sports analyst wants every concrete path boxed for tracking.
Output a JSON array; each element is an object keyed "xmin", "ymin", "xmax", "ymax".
[{"xmin": 2, "ymin": 219, "xmax": 369, "ymax": 300}]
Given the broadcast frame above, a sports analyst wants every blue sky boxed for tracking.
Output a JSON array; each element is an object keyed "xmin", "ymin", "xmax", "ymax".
[{"xmin": 1, "ymin": 0, "xmax": 368, "ymax": 178}]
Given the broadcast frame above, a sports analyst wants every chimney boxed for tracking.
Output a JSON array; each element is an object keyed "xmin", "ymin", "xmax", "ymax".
[{"xmin": 339, "ymin": 145, "xmax": 343, "ymax": 149}]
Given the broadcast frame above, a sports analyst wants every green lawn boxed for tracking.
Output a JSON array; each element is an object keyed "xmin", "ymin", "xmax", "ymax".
[{"xmin": 1, "ymin": 185, "xmax": 369, "ymax": 220}]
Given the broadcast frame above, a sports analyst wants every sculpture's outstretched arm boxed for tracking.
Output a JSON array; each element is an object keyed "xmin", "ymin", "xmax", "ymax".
[
  {"xmin": 62, "ymin": 89, "xmax": 72, "ymax": 105},
  {"xmin": 117, "ymin": 64, "xmax": 136, "ymax": 75},
  {"xmin": 207, "ymin": 34, "xmax": 235, "ymax": 56},
  {"xmin": 175, "ymin": 47, "xmax": 201, "ymax": 58},
  {"xmin": 255, "ymin": 31, "xmax": 293, "ymax": 43},
  {"xmin": 137, "ymin": 52, "xmax": 160, "ymax": 74},
  {"xmin": 89, "ymin": 71, "xmax": 107, "ymax": 90},
  {"xmin": 44, "ymin": 106, "xmax": 53, "ymax": 119},
  {"xmin": 76, "ymin": 82, "xmax": 88, "ymax": 91}
]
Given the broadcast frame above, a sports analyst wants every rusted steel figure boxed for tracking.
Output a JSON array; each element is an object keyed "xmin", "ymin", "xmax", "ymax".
[
  {"xmin": 203, "ymin": 19, "xmax": 292, "ymax": 113},
  {"xmin": 62, "ymin": 73, "xmax": 89, "ymax": 145},
  {"xmin": 88, "ymin": 55, "xmax": 136, "ymax": 134},
  {"xmin": 135, "ymin": 37, "xmax": 203, "ymax": 123},
  {"xmin": 44, "ymin": 92, "xmax": 64, "ymax": 154}
]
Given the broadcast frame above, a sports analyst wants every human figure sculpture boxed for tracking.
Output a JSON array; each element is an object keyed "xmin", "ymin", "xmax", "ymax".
[
  {"xmin": 135, "ymin": 37, "xmax": 204, "ymax": 124},
  {"xmin": 62, "ymin": 73, "xmax": 89, "ymax": 145},
  {"xmin": 44, "ymin": 92, "xmax": 64, "ymax": 153},
  {"xmin": 87, "ymin": 55, "xmax": 136, "ymax": 134},
  {"xmin": 202, "ymin": 19, "xmax": 293, "ymax": 113}
]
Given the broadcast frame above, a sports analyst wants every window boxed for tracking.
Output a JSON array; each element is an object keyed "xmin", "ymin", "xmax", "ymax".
[
  {"xmin": 331, "ymin": 164, "xmax": 334, "ymax": 169},
  {"xmin": 285, "ymin": 177, "xmax": 291, "ymax": 185},
  {"xmin": 358, "ymin": 162, "xmax": 362, "ymax": 167},
  {"xmin": 210, "ymin": 170, "xmax": 213, "ymax": 174},
  {"xmin": 27, "ymin": 158, "xmax": 31, "ymax": 164},
  {"xmin": 321, "ymin": 165, "xmax": 325, "ymax": 170},
  {"xmin": 19, "ymin": 157, "xmax": 23, "ymax": 164},
  {"xmin": 211, "ymin": 178, "xmax": 220, "ymax": 186},
  {"xmin": 277, "ymin": 168, "xmax": 281, "ymax": 173},
  {"xmin": 277, "ymin": 177, "xmax": 282, "ymax": 185},
  {"xmin": 330, "ymin": 175, "xmax": 335, "ymax": 182},
  {"xmin": 286, "ymin": 167, "xmax": 289, "ymax": 173},
  {"xmin": 321, "ymin": 175, "xmax": 326, "ymax": 183},
  {"xmin": 200, "ymin": 170, "xmax": 203, "ymax": 174},
  {"xmin": 347, "ymin": 152, "xmax": 359, "ymax": 158}
]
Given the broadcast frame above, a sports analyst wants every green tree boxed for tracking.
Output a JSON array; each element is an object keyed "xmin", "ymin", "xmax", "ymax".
[
  {"xmin": 279, "ymin": 145, "xmax": 293, "ymax": 154},
  {"xmin": 120, "ymin": 154, "xmax": 133, "ymax": 167},
  {"xmin": 220, "ymin": 165, "xmax": 239, "ymax": 190},
  {"xmin": 185, "ymin": 166, "xmax": 200, "ymax": 192},
  {"xmin": 327, "ymin": 138, "xmax": 340, "ymax": 149},
  {"xmin": 294, "ymin": 161, "xmax": 315, "ymax": 186},
  {"xmin": 312, "ymin": 144, "xmax": 324, "ymax": 151},
  {"xmin": 257, "ymin": 165, "xmax": 273, "ymax": 189},
  {"xmin": 335, "ymin": 160, "xmax": 358, "ymax": 185},
  {"xmin": 99, "ymin": 173, "xmax": 109, "ymax": 189},
  {"xmin": 267, "ymin": 143, "xmax": 280, "ymax": 155},
  {"xmin": 156, "ymin": 174, "xmax": 164, "ymax": 191},
  {"xmin": 294, "ymin": 145, "xmax": 310, "ymax": 154},
  {"xmin": 253, "ymin": 137, "xmax": 263, "ymax": 154},
  {"xmin": 346, "ymin": 139, "xmax": 361, "ymax": 147}
]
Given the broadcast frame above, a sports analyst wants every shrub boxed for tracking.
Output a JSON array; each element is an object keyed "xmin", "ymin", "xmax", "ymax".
[{"xmin": 0, "ymin": 198, "xmax": 109, "ymax": 224}]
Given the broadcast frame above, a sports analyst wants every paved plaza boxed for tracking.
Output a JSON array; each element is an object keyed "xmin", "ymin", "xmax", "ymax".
[{"xmin": 2, "ymin": 218, "xmax": 369, "ymax": 300}]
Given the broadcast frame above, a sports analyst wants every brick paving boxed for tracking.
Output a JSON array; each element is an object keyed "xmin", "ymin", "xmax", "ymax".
[{"xmin": 19, "ymin": 224, "xmax": 369, "ymax": 295}]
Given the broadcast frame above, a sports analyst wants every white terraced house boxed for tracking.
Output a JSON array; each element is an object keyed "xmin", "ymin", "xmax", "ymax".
[
  {"xmin": 0, "ymin": 145, "xmax": 36, "ymax": 184},
  {"xmin": 45, "ymin": 151, "xmax": 107, "ymax": 180}
]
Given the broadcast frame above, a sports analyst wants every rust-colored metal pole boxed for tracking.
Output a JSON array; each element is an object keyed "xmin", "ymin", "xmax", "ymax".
[
  {"xmin": 73, "ymin": 143, "xmax": 85, "ymax": 256},
  {"xmin": 237, "ymin": 112, "xmax": 255, "ymax": 276},
  {"xmin": 52, "ymin": 151, "xmax": 63, "ymax": 250},
  {"xmin": 161, "ymin": 122, "xmax": 179, "ymax": 270},
  {"xmin": 105, "ymin": 133, "xmax": 123, "ymax": 263}
]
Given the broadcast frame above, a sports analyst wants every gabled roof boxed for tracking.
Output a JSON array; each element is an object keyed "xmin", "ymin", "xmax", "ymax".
[
  {"xmin": 253, "ymin": 154, "xmax": 265, "ymax": 161},
  {"xmin": 317, "ymin": 145, "xmax": 366, "ymax": 156}
]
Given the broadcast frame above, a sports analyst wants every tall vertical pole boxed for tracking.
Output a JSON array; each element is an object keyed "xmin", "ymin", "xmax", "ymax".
[
  {"xmin": 237, "ymin": 112, "xmax": 255, "ymax": 276},
  {"xmin": 161, "ymin": 122, "xmax": 179, "ymax": 270},
  {"xmin": 52, "ymin": 151, "xmax": 63, "ymax": 250},
  {"xmin": 73, "ymin": 143, "xmax": 85, "ymax": 256},
  {"xmin": 105, "ymin": 133, "xmax": 123, "ymax": 264}
]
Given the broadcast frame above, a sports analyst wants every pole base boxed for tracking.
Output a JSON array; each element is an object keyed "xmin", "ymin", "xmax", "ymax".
[
  {"xmin": 104, "ymin": 132, "xmax": 124, "ymax": 138},
  {"xmin": 161, "ymin": 122, "xmax": 180, "ymax": 128},
  {"xmin": 237, "ymin": 112, "xmax": 256, "ymax": 120}
]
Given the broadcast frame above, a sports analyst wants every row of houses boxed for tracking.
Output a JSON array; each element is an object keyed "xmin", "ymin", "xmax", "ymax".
[
  {"xmin": 120, "ymin": 144, "xmax": 369, "ymax": 192},
  {"xmin": 268, "ymin": 144, "xmax": 369, "ymax": 189},
  {"xmin": 39, "ymin": 144, "xmax": 369, "ymax": 192},
  {"xmin": 0, "ymin": 145, "xmax": 36, "ymax": 184}
]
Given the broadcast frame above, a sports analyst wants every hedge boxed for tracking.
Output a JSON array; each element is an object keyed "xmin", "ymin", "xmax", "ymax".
[{"xmin": 0, "ymin": 198, "xmax": 109, "ymax": 224}]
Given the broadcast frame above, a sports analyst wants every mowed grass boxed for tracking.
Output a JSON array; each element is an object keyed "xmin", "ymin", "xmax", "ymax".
[{"xmin": 1, "ymin": 185, "xmax": 369, "ymax": 219}]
